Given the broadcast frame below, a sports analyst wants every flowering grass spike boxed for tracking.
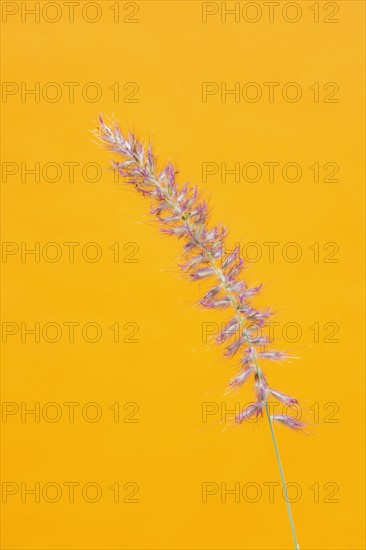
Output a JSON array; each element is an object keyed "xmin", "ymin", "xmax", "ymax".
[{"xmin": 93, "ymin": 115, "xmax": 303, "ymax": 549}]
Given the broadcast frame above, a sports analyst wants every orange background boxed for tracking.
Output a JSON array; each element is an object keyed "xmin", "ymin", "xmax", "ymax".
[{"xmin": 1, "ymin": 1, "xmax": 365, "ymax": 549}]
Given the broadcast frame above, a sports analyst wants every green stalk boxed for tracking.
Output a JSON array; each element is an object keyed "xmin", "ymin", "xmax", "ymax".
[{"xmin": 264, "ymin": 402, "xmax": 300, "ymax": 550}]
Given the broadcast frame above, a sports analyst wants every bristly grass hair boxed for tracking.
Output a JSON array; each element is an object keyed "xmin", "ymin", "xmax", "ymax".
[{"xmin": 93, "ymin": 115, "xmax": 304, "ymax": 549}]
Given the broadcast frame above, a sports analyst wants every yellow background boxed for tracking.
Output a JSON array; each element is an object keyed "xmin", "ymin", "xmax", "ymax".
[{"xmin": 1, "ymin": 1, "xmax": 365, "ymax": 549}]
